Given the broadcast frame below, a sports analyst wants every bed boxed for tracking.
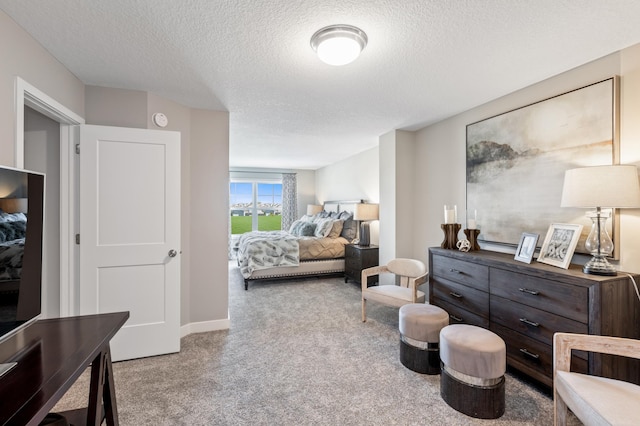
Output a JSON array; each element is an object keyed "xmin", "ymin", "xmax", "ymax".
[{"xmin": 236, "ymin": 201, "xmax": 361, "ymax": 290}]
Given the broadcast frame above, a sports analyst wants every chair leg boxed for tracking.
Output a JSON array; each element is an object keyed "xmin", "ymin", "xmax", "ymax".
[
  {"xmin": 554, "ymin": 391, "xmax": 567, "ymax": 426},
  {"xmin": 362, "ymin": 298, "xmax": 367, "ymax": 322}
]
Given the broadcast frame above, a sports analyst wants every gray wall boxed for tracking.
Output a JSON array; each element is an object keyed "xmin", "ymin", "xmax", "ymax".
[
  {"xmin": 411, "ymin": 46, "xmax": 640, "ymax": 273},
  {"xmin": 24, "ymin": 107, "xmax": 60, "ymax": 318},
  {"xmin": 0, "ymin": 11, "xmax": 84, "ymax": 164},
  {"xmin": 0, "ymin": 10, "xmax": 231, "ymax": 331},
  {"xmin": 85, "ymin": 86, "xmax": 231, "ymax": 331}
]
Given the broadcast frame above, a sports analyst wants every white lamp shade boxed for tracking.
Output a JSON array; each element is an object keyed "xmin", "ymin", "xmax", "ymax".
[
  {"xmin": 306, "ymin": 204, "xmax": 323, "ymax": 215},
  {"xmin": 561, "ymin": 165, "xmax": 640, "ymax": 208},
  {"xmin": 354, "ymin": 203, "xmax": 379, "ymax": 221}
]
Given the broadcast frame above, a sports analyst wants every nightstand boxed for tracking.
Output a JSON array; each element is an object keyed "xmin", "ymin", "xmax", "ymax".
[{"xmin": 345, "ymin": 244, "xmax": 379, "ymax": 286}]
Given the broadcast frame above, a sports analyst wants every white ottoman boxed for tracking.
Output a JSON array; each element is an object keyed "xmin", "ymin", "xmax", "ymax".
[
  {"xmin": 439, "ymin": 324, "xmax": 506, "ymax": 419},
  {"xmin": 399, "ymin": 303, "xmax": 449, "ymax": 374}
]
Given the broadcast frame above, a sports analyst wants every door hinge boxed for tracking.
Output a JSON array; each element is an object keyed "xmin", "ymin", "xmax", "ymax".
[
  {"xmin": 75, "ymin": 234, "xmax": 80, "ymax": 244},
  {"xmin": 75, "ymin": 144, "xmax": 80, "ymax": 154}
]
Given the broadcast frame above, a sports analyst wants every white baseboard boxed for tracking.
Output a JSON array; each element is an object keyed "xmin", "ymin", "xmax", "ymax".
[{"xmin": 180, "ymin": 318, "xmax": 230, "ymax": 338}]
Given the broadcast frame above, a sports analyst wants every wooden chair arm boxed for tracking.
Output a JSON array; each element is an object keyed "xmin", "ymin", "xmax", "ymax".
[
  {"xmin": 361, "ymin": 265, "xmax": 389, "ymax": 291},
  {"xmin": 409, "ymin": 273, "xmax": 428, "ymax": 301},
  {"xmin": 554, "ymin": 332, "xmax": 640, "ymax": 374}
]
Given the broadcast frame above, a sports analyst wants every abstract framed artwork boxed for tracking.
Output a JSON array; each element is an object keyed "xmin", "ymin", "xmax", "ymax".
[
  {"xmin": 538, "ymin": 223, "xmax": 583, "ymax": 269},
  {"xmin": 466, "ymin": 77, "xmax": 619, "ymax": 257},
  {"xmin": 514, "ymin": 232, "xmax": 539, "ymax": 264}
]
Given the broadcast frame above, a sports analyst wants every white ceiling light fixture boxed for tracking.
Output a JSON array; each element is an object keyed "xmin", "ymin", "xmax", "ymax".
[{"xmin": 310, "ymin": 25, "xmax": 368, "ymax": 66}]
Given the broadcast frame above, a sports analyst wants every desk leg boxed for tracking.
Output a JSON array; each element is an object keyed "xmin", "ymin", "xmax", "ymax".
[
  {"xmin": 103, "ymin": 349, "xmax": 119, "ymax": 426},
  {"xmin": 87, "ymin": 347, "xmax": 119, "ymax": 426}
]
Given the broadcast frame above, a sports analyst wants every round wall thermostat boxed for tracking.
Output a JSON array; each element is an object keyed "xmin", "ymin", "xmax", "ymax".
[{"xmin": 152, "ymin": 112, "xmax": 168, "ymax": 128}]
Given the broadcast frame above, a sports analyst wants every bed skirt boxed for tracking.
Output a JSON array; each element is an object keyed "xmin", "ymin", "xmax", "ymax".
[{"xmin": 243, "ymin": 258, "xmax": 345, "ymax": 290}]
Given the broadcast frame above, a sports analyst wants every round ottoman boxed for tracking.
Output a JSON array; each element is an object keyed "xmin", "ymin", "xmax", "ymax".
[
  {"xmin": 399, "ymin": 303, "xmax": 449, "ymax": 374},
  {"xmin": 439, "ymin": 324, "xmax": 506, "ymax": 419}
]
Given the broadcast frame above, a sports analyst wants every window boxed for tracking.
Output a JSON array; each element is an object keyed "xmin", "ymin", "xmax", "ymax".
[{"xmin": 230, "ymin": 181, "xmax": 282, "ymax": 234}]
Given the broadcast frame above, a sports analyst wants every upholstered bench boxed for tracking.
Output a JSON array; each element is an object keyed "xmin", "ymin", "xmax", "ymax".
[
  {"xmin": 399, "ymin": 303, "xmax": 449, "ymax": 374},
  {"xmin": 439, "ymin": 324, "xmax": 506, "ymax": 419}
]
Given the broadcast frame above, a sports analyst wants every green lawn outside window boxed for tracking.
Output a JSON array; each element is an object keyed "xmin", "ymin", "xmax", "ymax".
[{"xmin": 231, "ymin": 215, "xmax": 282, "ymax": 234}]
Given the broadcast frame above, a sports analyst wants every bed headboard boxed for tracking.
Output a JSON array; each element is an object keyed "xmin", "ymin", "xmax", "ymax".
[{"xmin": 322, "ymin": 200, "xmax": 364, "ymax": 215}]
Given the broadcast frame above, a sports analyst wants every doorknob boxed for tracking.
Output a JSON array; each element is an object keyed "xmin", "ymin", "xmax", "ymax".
[{"xmin": 168, "ymin": 249, "xmax": 178, "ymax": 258}]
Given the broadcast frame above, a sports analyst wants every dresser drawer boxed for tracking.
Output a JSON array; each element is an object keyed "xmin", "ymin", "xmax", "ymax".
[
  {"xmin": 490, "ymin": 269, "xmax": 588, "ymax": 323},
  {"xmin": 433, "ymin": 298, "xmax": 489, "ymax": 328},
  {"xmin": 432, "ymin": 277, "xmax": 489, "ymax": 318},
  {"xmin": 491, "ymin": 322, "xmax": 588, "ymax": 387},
  {"xmin": 432, "ymin": 255, "xmax": 489, "ymax": 291},
  {"xmin": 490, "ymin": 295, "xmax": 588, "ymax": 349}
]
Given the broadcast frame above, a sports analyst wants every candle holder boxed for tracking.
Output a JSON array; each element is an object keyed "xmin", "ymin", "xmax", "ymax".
[
  {"xmin": 441, "ymin": 223, "xmax": 461, "ymax": 249},
  {"xmin": 464, "ymin": 228, "xmax": 481, "ymax": 251}
]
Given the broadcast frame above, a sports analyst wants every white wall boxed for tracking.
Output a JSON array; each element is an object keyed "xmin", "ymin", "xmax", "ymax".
[
  {"xmin": 410, "ymin": 47, "xmax": 640, "ymax": 273},
  {"xmin": 315, "ymin": 147, "xmax": 379, "ymax": 204},
  {"xmin": 316, "ymin": 146, "xmax": 380, "ymax": 245}
]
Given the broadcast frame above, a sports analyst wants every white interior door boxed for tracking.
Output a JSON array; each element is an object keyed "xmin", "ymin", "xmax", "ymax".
[{"xmin": 79, "ymin": 124, "xmax": 181, "ymax": 361}]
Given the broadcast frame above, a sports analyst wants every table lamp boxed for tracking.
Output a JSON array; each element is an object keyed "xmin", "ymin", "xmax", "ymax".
[
  {"xmin": 560, "ymin": 165, "xmax": 640, "ymax": 275},
  {"xmin": 307, "ymin": 204, "xmax": 323, "ymax": 216},
  {"xmin": 354, "ymin": 203, "xmax": 379, "ymax": 246}
]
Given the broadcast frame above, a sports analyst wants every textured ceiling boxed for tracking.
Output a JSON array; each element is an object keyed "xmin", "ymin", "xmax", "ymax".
[{"xmin": 2, "ymin": 1, "xmax": 640, "ymax": 170}]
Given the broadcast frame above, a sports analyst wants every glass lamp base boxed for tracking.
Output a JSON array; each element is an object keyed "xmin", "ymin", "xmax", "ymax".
[{"xmin": 583, "ymin": 256, "xmax": 617, "ymax": 276}]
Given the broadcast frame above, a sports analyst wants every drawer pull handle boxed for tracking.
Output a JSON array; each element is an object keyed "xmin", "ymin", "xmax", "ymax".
[
  {"xmin": 450, "ymin": 315, "xmax": 463, "ymax": 322},
  {"xmin": 449, "ymin": 268, "xmax": 462, "ymax": 274},
  {"xmin": 518, "ymin": 287, "xmax": 540, "ymax": 296},
  {"xmin": 519, "ymin": 348, "xmax": 540, "ymax": 359},
  {"xmin": 449, "ymin": 291, "xmax": 463, "ymax": 299},
  {"xmin": 519, "ymin": 318, "xmax": 540, "ymax": 327}
]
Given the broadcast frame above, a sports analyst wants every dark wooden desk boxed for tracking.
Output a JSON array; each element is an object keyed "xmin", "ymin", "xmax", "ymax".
[{"xmin": 0, "ymin": 312, "xmax": 129, "ymax": 426}]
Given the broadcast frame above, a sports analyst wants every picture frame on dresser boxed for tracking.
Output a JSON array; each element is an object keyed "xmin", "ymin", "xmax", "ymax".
[
  {"xmin": 537, "ymin": 223, "xmax": 582, "ymax": 269},
  {"xmin": 514, "ymin": 232, "xmax": 538, "ymax": 264}
]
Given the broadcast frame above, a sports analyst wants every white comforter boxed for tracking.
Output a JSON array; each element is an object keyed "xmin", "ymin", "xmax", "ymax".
[{"xmin": 237, "ymin": 231, "xmax": 300, "ymax": 278}]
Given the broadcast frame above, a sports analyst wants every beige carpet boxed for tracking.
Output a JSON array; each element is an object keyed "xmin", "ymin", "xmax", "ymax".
[{"xmin": 54, "ymin": 263, "xmax": 581, "ymax": 425}]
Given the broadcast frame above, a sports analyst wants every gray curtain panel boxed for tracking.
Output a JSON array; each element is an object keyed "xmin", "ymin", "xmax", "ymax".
[{"xmin": 281, "ymin": 173, "xmax": 298, "ymax": 232}]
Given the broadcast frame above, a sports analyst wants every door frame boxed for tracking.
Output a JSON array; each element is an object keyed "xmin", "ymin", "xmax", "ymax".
[{"xmin": 14, "ymin": 77, "xmax": 84, "ymax": 317}]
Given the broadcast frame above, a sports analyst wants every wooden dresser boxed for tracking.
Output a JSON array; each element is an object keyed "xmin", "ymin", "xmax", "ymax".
[{"xmin": 429, "ymin": 247, "xmax": 640, "ymax": 388}]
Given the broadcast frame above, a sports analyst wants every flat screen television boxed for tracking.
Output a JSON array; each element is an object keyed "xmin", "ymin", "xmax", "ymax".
[{"xmin": 0, "ymin": 166, "xmax": 44, "ymax": 377}]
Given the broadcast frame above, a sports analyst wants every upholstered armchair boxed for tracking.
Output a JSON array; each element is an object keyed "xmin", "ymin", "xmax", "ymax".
[
  {"xmin": 361, "ymin": 258, "xmax": 427, "ymax": 322},
  {"xmin": 553, "ymin": 332, "xmax": 640, "ymax": 425}
]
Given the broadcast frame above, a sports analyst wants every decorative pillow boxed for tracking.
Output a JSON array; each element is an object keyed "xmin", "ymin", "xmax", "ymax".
[
  {"xmin": 298, "ymin": 222, "xmax": 317, "ymax": 236},
  {"xmin": 289, "ymin": 220, "xmax": 304, "ymax": 234},
  {"xmin": 327, "ymin": 219, "xmax": 344, "ymax": 239},
  {"xmin": 338, "ymin": 211, "xmax": 352, "ymax": 220},
  {"xmin": 289, "ymin": 220, "xmax": 316, "ymax": 237},
  {"xmin": 314, "ymin": 218, "xmax": 334, "ymax": 238},
  {"xmin": 300, "ymin": 215, "xmax": 314, "ymax": 222},
  {"xmin": 341, "ymin": 218, "xmax": 358, "ymax": 241}
]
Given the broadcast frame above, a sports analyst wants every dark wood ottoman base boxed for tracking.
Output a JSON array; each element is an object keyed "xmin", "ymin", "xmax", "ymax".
[
  {"xmin": 440, "ymin": 365, "xmax": 505, "ymax": 419},
  {"xmin": 399, "ymin": 340, "xmax": 440, "ymax": 374}
]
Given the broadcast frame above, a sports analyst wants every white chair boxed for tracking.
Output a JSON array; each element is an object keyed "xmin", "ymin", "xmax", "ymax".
[
  {"xmin": 361, "ymin": 258, "xmax": 427, "ymax": 322},
  {"xmin": 553, "ymin": 332, "xmax": 640, "ymax": 425}
]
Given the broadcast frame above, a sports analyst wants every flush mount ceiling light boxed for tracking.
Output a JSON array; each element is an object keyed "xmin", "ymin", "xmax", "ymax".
[{"xmin": 310, "ymin": 24, "xmax": 368, "ymax": 66}]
